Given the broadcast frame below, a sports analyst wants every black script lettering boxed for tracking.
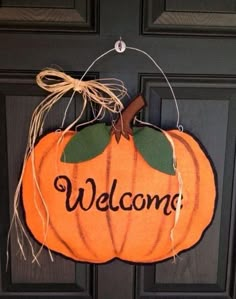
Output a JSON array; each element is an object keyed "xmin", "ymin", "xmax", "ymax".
[
  {"xmin": 77, "ymin": 178, "xmax": 96, "ymax": 211},
  {"xmin": 119, "ymin": 192, "xmax": 132, "ymax": 210},
  {"xmin": 96, "ymin": 193, "xmax": 109, "ymax": 211},
  {"xmin": 171, "ymin": 194, "xmax": 183, "ymax": 211},
  {"xmin": 66, "ymin": 187, "xmax": 84, "ymax": 212},
  {"xmin": 54, "ymin": 176, "xmax": 96, "ymax": 212},
  {"xmin": 147, "ymin": 194, "xmax": 171, "ymax": 215},
  {"xmin": 54, "ymin": 175, "xmax": 73, "ymax": 211},
  {"xmin": 133, "ymin": 194, "xmax": 146, "ymax": 211},
  {"xmin": 109, "ymin": 179, "xmax": 119, "ymax": 211},
  {"xmin": 54, "ymin": 175, "xmax": 184, "ymax": 214},
  {"xmin": 66, "ymin": 178, "xmax": 96, "ymax": 211}
]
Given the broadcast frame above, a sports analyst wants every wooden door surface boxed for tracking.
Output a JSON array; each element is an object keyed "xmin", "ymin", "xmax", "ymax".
[{"xmin": 0, "ymin": 1, "xmax": 236, "ymax": 298}]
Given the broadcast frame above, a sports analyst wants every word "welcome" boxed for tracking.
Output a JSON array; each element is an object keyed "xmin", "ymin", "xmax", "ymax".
[{"xmin": 54, "ymin": 175, "xmax": 183, "ymax": 215}]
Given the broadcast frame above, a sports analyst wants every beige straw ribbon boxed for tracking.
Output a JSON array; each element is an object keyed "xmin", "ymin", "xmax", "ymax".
[{"xmin": 36, "ymin": 68, "xmax": 126, "ymax": 113}]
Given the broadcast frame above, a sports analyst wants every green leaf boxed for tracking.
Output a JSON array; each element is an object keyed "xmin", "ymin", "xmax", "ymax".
[
  {"xmin": 61, "ymin": 123, "xmax": 110, "ymax": 163},
  {"xmin": 133, "ymin": 127, "xmax": 175, "ymax": 175}
]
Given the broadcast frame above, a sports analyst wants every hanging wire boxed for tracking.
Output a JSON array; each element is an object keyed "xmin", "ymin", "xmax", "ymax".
[
  {"xmin": 126, "ymin": 46, "xmax": 183, "ymax": 131},
  {"xmin": 62, "ymin": 41, "xmax": 183, "ymax": 131}
]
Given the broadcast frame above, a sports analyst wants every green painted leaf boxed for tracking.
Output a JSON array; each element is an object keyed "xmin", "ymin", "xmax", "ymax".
[
  {"xmin": 133, "ymin": 127, "xmax": 175, "ymax": 175},
  {"xmin": 61, "ymin": 123, "xmax": 110, "ymax": 163}
]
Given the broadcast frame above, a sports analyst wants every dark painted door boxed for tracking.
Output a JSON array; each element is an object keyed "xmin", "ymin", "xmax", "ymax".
[{"xmin": 0, "ymin": 1, "xmax": 236, "ymax": 298}]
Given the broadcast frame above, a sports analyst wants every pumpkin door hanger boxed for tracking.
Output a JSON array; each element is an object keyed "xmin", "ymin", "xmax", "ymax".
[{"xmin": 21, "ymin": 94, "xmax": 216, "ymax": 263}]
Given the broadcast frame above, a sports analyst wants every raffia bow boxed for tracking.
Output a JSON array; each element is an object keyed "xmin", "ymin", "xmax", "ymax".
[
  {"xmin": 25, "ymin": 68, "xmax": 127, "ymax": 149},
  {"xmin": 36, "ymin": 69, "xmax": 126, "ymax": 114}
]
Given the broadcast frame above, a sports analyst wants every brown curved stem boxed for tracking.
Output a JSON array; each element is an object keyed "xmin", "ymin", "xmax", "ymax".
[{"xmin": 111, "ymin": 94, "xmax": 146, "ymax": 143}]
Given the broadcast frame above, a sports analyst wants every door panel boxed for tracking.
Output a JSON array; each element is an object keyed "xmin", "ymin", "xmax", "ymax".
[
  {"xmin": 0, "ymin": 0, "xmax": 97, "ymax": 32},
  {"xmin": 142, "ymin": 0, "xmax": 236, "ymax": 36},
  {"xmin": 0, "ymin": 0, "xmax": 236, "ymax": 298}
]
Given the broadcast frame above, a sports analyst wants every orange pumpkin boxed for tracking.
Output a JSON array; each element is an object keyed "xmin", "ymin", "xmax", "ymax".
[{"xmin": 22, "ymin": 95, "xmax": 216, "ymax": 263}]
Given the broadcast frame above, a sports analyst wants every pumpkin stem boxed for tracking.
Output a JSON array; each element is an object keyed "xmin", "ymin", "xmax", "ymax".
[{"xmin": 111, "ymin": 94, "xmax": 146, "ymax": 143}]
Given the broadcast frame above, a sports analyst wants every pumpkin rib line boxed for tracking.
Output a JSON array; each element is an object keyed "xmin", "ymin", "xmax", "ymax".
[
  {"xmin": 36, "ymin": 134, "xmax": 81, "ymax": 259},
  {"xmin": 105, "ymin": 143, "xmax": 118, "ymax": 255},
  {"xmin": 72, "ymin": 164, "xmax": 98, "ymax": 259},
  {"xmin": 75, "ymin": 214, "xmax": 98, "ymax": 257},
  {"xmin": 145, "ymin": 174, "xmax": 173, "ymax": 257},
  {"xmin": 48, "ymin": 222, "xmax": 78, "ymax": 258},
  {"xmin": 118, "ymin": 146, "xmax": 138, "ymax": 256}
]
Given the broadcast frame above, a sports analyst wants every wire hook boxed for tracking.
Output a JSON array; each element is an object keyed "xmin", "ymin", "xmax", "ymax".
[{"xmin": 114, "ymin": 37, "xmax": 126, "ymax": 53}]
